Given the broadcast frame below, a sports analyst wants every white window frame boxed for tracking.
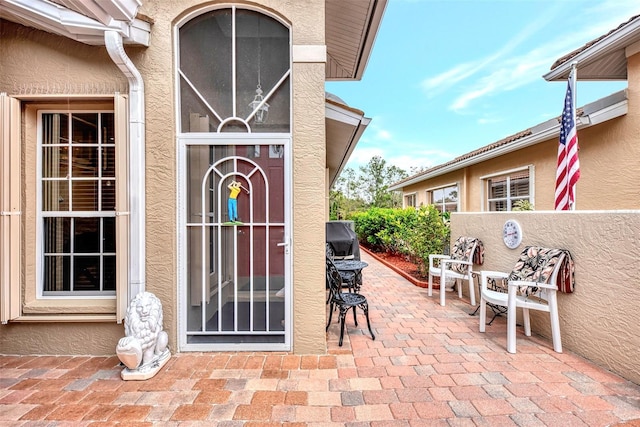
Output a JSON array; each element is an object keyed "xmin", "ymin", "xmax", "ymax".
[
  {"xmin": 426, "ymin": 182, "xmax": 459, "ymax": 213},
  {"xmin": 37, "ymin": 110, "xmax": 117, "ymax": 298},
  {"xmin": 480, "ymin": 166, "xmax": 535, "ymax": 212},
  {"xmin": 404, "ymin": 192, "xmax": 417, "ymax": 208}
]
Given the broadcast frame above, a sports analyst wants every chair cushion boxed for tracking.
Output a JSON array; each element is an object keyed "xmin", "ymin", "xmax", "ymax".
[
  {"xmin": 448, "ymin": 237, "xmax": 484, "ymax": 274},
  {"xmin": 508, "ymin": 246, "xmax": 575, "ymax": 295}
]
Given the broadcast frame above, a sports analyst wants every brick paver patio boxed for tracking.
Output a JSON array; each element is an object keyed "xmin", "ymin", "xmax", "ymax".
[{"xmin": 2, "ymin": 251, "xmax": 640, "ymax": 425}]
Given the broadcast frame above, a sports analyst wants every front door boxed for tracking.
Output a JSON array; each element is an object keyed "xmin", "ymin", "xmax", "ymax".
[{"xmin": 179, "ymin": 137, "xmax": 290, "ymax": 351}]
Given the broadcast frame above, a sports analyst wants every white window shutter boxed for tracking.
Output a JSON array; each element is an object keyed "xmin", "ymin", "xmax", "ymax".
[
  {"xmin": 115, "ymin": 94, "xmax": 130, "ymax": 323},
  {"xmin": 1, "ymin": 94, "xmax": 22, "ymax": 323}
]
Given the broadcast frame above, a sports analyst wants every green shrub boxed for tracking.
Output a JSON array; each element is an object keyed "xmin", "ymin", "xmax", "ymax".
[
  {"xmin": 349, "ymin": 206, "xmax": 450, "ymax": 277},
  {"xmin": 512, "ymin": 200, "xmax": 534, "ymax": 211}
]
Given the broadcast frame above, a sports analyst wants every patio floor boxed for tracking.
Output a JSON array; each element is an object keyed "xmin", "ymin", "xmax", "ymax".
[{"xmin": 2, "ymin": 251, "xmax": 640, "ymax": 426}]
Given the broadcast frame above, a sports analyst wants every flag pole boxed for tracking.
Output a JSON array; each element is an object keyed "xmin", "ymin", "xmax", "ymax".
[
  {"xmin": 569, "ymin": 61, "xmax": 578, "ymax": 210},
  {"xmin": 554, "ymin": 61, "xmax": 581, "ymax": 211}
]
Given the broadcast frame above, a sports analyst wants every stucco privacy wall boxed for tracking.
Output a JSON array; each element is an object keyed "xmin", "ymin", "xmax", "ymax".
[
  {"xmin": 0, "ymin": 0, "xmax": 328, "ymax": 355},
  {"xmin": 451, "ymin": 211, "xmax": 640, "ymax": 385}
]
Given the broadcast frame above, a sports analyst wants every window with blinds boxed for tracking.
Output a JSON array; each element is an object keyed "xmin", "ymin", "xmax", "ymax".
[
  {"xmin": 1, "ymin": 96, "xmax": 129, "ymax": 321},
  {"xmin": 40, "ymin": 111, "xmax": 117, "ymax": 295},
  {"xmin": 486, "ymin": 169, "xmax": 530, "ymax": 211}
]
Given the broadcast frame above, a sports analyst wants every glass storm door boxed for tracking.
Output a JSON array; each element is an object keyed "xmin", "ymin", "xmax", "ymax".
[{"xmin": 181, "ymin": 138, "xmax": 290, "ymax": 351}]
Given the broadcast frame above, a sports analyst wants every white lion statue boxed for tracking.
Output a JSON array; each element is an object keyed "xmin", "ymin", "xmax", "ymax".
[{"xmin": 116, "ymin": 292, "xmax": 170, "ymax": 380}]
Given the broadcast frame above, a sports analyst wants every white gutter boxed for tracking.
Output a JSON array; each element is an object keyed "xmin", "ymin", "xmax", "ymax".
[
  {"xmin": 105, "ymin": 30, "xmax": 146, "ymax": 300},
  {"xmin": 0, "ymin": 0, "xmax": 150, "ymax": 46}
]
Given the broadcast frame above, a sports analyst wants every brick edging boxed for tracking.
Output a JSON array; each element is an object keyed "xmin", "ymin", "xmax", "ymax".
[{"xmin": 361, "ymin": 246, "xmax": 439, "ymax": 289}]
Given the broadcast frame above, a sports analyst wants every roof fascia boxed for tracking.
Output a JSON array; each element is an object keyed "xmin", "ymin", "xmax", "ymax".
[
  {"xmin": 325, "ymin": 100, "xmax": 371, "ymax": 187},
  {"xmin": 331, "ymin": 118, "xmax": 370, "ymax": 188}
]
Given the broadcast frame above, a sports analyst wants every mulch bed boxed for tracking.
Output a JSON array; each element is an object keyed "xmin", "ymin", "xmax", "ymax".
[{"xmin": 361, "ymin": 246, "xmax": 440, "ymax": 289}]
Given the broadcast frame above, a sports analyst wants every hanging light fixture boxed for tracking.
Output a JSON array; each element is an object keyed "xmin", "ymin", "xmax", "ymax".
[
  {"xmin": 249, "ymin": 84, "xmax": 269, "ymax": 124},
  {"xmin": 248, "ymin": 16, "xmax": 269, "ymax": 125}
]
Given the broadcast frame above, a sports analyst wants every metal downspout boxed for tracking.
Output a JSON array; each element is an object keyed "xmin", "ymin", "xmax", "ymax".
[{"xmin": 105, "ymin": 30, "xmax": 145, "ymax": 300}]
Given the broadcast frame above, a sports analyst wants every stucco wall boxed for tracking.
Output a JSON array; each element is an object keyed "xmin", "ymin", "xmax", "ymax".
[
  {"xmin": 452, "ymin": 211, "xmax": 640, "ymax": 385},
  {"xmin": 0, "ymin": 0, "xmax": 328, "ymax": 355},
  {"xmin": 0, "ymin": 21, "xmax": 128, "ymax": 354}
]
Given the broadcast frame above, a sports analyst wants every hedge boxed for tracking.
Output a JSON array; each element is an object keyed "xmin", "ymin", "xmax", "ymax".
[{"xmin": 348, "ymin": 206, "xmax": 450, "ymax": 277}]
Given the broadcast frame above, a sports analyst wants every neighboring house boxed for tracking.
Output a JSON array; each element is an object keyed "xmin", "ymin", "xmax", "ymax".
[
  {"xmin": 0, "ymin": 0, "xmax": 386, "ymax": 355},
  {"xmin": 390, "ymin": 14, "xmax": 640, "ymax": 213}
]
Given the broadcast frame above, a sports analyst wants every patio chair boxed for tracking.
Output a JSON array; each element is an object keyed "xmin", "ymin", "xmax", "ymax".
[
  {"xmin": 428, "ymin": 236, "xmax": 484, "ymax": 307},
  {"xmin": 326, "ymin": 257, "xmax": 375, "ymax": 346},
  {"xmin": 326, "ymin": 244, "xmax": 357, "ymax": 292},
  {"xmin": 479, "ymin": 246, "xmax": 575, "ymax": 353}
]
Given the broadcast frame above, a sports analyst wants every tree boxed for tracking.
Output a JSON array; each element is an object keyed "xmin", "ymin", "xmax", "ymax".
[
  {"xmin": 331, "ymin": 168, "xmax": 366, "ymax": 219},
  {"xmin": 358, "ymin": 156, "xmax": 407, "ymax": 208},
  {"xmin": 330, "ymin": 156, "xmax": 411, "ymax": 218}
]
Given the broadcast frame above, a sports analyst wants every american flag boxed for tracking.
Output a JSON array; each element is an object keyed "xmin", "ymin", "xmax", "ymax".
[{"xmin": 554, "ymin": 70, "xmax": 580, "ymax": 210}]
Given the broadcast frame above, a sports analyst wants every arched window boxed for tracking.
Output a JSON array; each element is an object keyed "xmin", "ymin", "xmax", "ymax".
[{"xmin": 178, "ymin": 7, "xmax": 291, "ymax": 133}]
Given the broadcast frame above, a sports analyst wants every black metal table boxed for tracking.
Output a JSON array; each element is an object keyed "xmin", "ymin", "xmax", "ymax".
[{"xmin": 333, "ymin": 260, "xmax": 368, "ymax": 292}]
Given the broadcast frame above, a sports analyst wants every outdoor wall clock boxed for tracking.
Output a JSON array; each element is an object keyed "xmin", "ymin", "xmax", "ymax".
[{"xmin": 502, "ymin": 219, "xmax": 522, "ymax": 249}]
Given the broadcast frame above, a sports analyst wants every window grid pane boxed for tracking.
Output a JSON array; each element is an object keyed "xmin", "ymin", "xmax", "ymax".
[
  {"xmin": 40, "ymin": 111, "xmax": 117, "ymax": 295},
  {"xmin": 430, "ymin": 185, "xmax": 458, "ymax": 213}
]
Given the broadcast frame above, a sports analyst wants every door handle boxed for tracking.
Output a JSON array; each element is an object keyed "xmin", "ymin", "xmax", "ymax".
[{"xmin": 277, "ymin": 240, "xmax": 290, "ymax": 254}]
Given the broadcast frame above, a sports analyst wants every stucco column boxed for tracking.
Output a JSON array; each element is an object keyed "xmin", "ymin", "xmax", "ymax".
[{"xmin": 291, "ymin": 45, "xmax": 327, "ymax": 354}]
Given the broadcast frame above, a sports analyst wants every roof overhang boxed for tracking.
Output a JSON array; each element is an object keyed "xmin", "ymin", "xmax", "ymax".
[
  {"xmin": 389, "ymin": 90, "xmax": 628, "ymax": 190},
  {"xmin": 325, "ymin": 0, "xmax": 387, "ymax": 80},
  {"xmin": 0, "ymin": 0, "xmax": 151, "ymax": 46},
  {"xmin": 544, "ymin": 14, "xmax": 640, "ymax": 82},
  {"xmin": 325, "ymin": 96, "xmax": 370, "ymax": 188}
]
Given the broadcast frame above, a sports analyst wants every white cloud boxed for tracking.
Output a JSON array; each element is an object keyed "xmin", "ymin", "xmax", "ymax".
[
  {"xmin": 422, "ymin": 5, "xmax": 561, "ymax": 101},
  {"xmin": 421, "ymin": 62, "xmax": 481, "ymax": 96},
  {"xmin": 477, "ymin": 117, "xmax": 503, "ymax": 125},
  {"xmin": 376, "ymin": 128, "xmax": 393, "ymax": 140}
]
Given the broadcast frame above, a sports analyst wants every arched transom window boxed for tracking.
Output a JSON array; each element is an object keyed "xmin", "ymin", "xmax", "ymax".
[{"xmin": 178, "ymin": 7, "xmax": 291, "ymax": 133}]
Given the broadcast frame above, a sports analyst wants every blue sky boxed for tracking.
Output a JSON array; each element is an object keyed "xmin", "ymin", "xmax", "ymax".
[{"xmin": 325, "ymin": 0, "xmax": 640, "ymax": 175}]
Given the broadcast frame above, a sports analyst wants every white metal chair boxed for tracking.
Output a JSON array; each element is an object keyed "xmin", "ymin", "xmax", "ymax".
[
  {"xmin": 479, "ymin": 246, "xmax": 575, "ymax": 354},
  {"xmin": 428, "ymin": 236, "xmax": 484, "ymax": 306}
]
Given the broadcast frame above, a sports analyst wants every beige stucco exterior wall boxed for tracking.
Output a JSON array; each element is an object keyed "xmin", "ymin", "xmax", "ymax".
[
  {"xmin": 403, "ymin": 50, "xmax": 640, "ymax": 212},
  {"xmin": 0, "ymin": 1, "xmax": 328, "ymax": 355},
  {"xmin": 451, "ymin": 211, "xmax": 640, "ymax": 385},
  {"xmin": 404, "ymin": 114, "xmax": 637, "ymax": 212},
  {"xmin": 0, "ymin": 20, "xmax": 129, "ymax": 354}
]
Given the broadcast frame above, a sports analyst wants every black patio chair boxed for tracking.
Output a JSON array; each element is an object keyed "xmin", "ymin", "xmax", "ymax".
[
  {"xmin": 326, "ymin": 257, "xmax": 375, "ymax": 346},
  {"xmin": 326, "ymin": 244, "xmax": 357, "ymax": 297}
]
